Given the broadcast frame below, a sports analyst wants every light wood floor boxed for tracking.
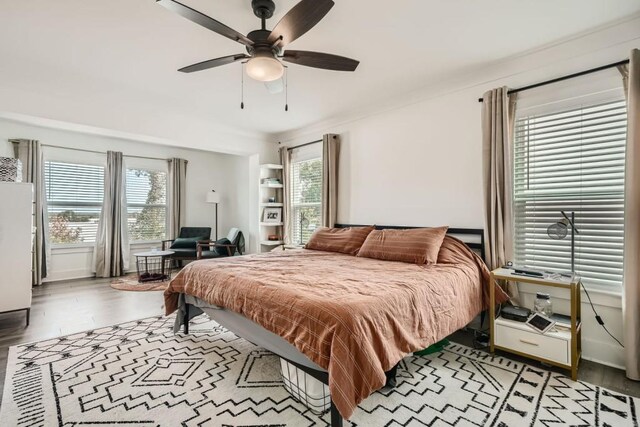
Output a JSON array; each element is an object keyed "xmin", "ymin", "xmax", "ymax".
[
  {"xmin": 0, "ymin": 278, "xmax": 638, "ymax": 406},
  {"xmin": 0, "ymin": 277, "xmax": 165, "ymax": 403}
]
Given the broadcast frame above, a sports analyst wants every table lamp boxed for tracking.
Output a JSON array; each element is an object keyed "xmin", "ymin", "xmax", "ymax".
[{"xmin": 547, "ymin": 211, "xmax": 579, "ymax": 273}]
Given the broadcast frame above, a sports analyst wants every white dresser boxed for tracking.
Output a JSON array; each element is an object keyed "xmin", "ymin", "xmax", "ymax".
[{"xmin": 0, "ymin": 182, "xmax": 33, "ymax": 325}]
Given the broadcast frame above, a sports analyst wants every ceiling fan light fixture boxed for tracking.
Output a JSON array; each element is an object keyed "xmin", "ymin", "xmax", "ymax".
[{"xmin": 246, "ymin": 53, "xmax": 284, "ymax": 82}]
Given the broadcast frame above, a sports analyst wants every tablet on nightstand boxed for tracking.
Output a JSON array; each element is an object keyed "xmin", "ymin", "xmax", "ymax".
[{"xmin": 526, "ymin": 313, "xmax": 556, "ymax": 334}]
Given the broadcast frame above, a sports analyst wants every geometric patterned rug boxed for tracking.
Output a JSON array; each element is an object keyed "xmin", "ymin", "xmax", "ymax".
[{"xmin": 1, "ymin": 315, "xmax": 638, "ymax": 426}]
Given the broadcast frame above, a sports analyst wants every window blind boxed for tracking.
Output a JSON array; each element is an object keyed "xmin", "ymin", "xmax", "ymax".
[
  {"xmin": 126, "ymin": 168, "xmax": 167, "ymax": 242},
  {"xmin": 45, "ymin": 161, "xmax": 104, "ymax": 244},
  {"xmin": 290, "ymin": 150, "xmax": 323, "ymax": 245},
  {"xmin": 513, "ymin": 99, "xmax": 627, "ymax": 289}
]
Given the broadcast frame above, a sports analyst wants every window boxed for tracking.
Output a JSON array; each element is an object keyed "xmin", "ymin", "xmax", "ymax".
[
  {"xmin": 290, "ymin": 148, "xmax": 322, "ymax": 245},
  {"xmin": 513, "ymin": 99, "xmax": 627, "ymax": 289},
  {"xmin": 45, "ymin": 161, "xmax": 104, "ymax": 245},
  {"xmin": 126, "ymin": 168, "xmax": 168, "ymax": 242}
]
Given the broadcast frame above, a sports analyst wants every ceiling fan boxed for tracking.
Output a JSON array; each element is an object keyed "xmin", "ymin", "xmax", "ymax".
[{"xmin": 157, "ymin": 0, "xmax": 360, "ymax": 82}]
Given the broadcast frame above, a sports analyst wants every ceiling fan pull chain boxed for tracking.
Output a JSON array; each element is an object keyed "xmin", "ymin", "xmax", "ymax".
[
  {"xmin": 241, "ymin": 63, "xmax": 245, "ymax": 110},
  {"xmin": 285, "ymin": 67, "xmax": 289, "ymax": 112}
]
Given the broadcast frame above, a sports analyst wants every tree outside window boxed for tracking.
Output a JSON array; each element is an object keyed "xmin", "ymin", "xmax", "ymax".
[
  {"xmin": 291, "ymin": 158, "xmax": 322, "ymax": 244},
  {"xmin": 126, "ymin": 169, "xmax": 167, "ymax": 242}
]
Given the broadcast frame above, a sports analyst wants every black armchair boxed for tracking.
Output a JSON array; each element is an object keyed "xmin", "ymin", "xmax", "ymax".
[
  {"xmin": 162, "ymin": 227, "xmax": 212, "ymax": 263},
  {"xmin": 196, "ymin": 228, "xmax": 245, "ymax": 260}
]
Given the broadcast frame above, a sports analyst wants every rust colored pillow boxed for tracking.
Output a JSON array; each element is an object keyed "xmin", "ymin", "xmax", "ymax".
[
  {"xmin": 305, "ymin": 226, "xmax": 375, "ymax": 255},
  {"xmin": 357, "ymin": 226, "xmax": 449, "ymax": 264}
]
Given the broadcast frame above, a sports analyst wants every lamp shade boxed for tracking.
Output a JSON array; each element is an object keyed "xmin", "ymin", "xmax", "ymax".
[
  {"xmin": 205, "ymin": 191, "xmax": 221, "ymax": 204},
  {"xmin": 246, "ymin": 54, "xmax": 284, "ymax": 82}
]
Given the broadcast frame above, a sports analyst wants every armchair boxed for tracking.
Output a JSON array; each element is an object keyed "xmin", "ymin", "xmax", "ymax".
[
  {"xmin": 196, "ymin": 228, "xmax": 245, "ymax": 260},
  {"xmin": 162, "ymin": 227, "xmax": 212, "ymax": 263}
]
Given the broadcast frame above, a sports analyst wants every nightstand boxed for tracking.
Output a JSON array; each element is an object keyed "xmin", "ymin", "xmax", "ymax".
[{"xmin": 489, "ymin": 268, "xmax": 582, "ymax": 380}]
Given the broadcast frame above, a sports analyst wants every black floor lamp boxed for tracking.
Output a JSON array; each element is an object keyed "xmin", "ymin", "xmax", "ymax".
[{"xmin": 205, "ymin": 190, "xmax": 220, "ymax": 240}]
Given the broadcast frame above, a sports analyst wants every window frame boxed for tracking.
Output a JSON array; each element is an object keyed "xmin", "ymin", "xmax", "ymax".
[
  {"xmin": 512, "ymin": 99, "xmax": 627, "ymax": 292},
  {"xmin": 125, "ymin": 167, "xmax": 169, "ymax": 244},
  {"xmin": 45, "ymin": 159, "xmax": 105, "ymax": 248},
  {"xmin": 290, "ymin": 150, "xmax": 323, "ymax": 246}
]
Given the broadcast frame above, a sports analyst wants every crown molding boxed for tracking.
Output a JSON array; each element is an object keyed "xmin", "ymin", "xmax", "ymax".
[
  {"xmin": 273, "ymin": 12, "xmax": 640, "ymax": 144},
  {"xmin": 0, "ymin": 110, "xmax": 274, "ymax": 156}
]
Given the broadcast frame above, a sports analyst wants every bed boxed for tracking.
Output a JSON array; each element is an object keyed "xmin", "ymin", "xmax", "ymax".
[{"xmin": 164, "ymin": 225, "xmax": 508, "ymax": 426}]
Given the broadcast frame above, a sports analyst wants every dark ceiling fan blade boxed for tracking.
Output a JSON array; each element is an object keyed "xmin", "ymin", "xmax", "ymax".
[
  {"xmin": 267, "ymin": 0, "xmax": 334, "ymax": 47},
  {"xmin": 178, "ymin": 54, "xmax": 249, "ymax": 73},
  {"xmin": 157, "ymin": 0, "xmax": 253, "ymax": 47},
  {"xmin": 282, "ymin": 50, "xmax": 359, "ymax": 71}
]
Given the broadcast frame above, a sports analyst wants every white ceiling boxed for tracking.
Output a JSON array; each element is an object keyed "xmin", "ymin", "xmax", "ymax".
[{"xmin": 1, "ymin": 0, "xmax": 639, "ymax": 138}]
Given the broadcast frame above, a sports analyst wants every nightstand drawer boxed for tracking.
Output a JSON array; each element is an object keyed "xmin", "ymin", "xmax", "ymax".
[{"xmin": 495, "ymin": 321, "xmax": 569, "ymax": 365}]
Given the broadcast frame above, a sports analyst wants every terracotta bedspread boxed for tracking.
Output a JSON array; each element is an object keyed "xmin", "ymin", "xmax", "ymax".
[{"xmin": 165, "ymin": 237, "xmax": 508, "ymax": 419}]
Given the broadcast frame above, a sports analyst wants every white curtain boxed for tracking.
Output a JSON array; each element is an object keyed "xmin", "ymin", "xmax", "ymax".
[
  {"xmin": 619, "ymin": 48, "xmax": 640, "ymax": 380},
  {"xmin": 321, "ymin": 134, "xmax": 340, "ymax": 228},
  {"xmin": 11, "ymin": 139, "xmax": 49, "ymax": 285},
  {"xmin": 279, "ymin": 147, "xmax": 292, "ymax": 245},
  {"xmin": 482, "ymin": 87, "xmax": 519, "ymax": 301},
  {"xmin": 168, "ymin": 158, "xmax": 188, "ymax": 240},
  {"xmin": 94, "ymin": 151, "xmax": 129, "ymax": 277}
]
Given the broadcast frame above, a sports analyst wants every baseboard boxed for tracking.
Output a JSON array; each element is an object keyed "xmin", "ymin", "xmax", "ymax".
[
  {"xmin": 43, "ymin": 269, "xmax": 94, "ymax": 283},
  {"xmin": 582, "ymin": 336, "xmax": 625, "ymax": 370},
  {"xmin": 43, "ymin": 268, "xmax": 145, "ymax": 283}
]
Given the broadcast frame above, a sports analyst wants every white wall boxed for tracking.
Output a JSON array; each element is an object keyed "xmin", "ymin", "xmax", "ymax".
[
  {"xmin": 277, "ymin": 17, "xmax": 640, "ymax": 368},
  {"xmin": 0, "ymin": 117, "xmax": 267, "ymax": 282}
]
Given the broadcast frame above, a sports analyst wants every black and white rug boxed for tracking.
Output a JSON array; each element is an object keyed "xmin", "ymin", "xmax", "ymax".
[{"xmin": 1, "ymin": 315, "xmax": 637, "ymax": 426}]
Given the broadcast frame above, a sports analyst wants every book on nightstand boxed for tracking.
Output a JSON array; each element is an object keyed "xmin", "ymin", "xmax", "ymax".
[{"xmin": 549, "ymin": 313, "xmax": 572, "ymax": 330}]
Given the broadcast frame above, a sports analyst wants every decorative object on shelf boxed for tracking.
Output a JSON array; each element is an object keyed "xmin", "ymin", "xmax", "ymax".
[
  {"xmin": 259, "ymin": 162, "xmax": 286, "ymax": 252},
  {"xmin": 534, "ymin": 292, "xmax": 553, "ymax": 316},
  {"xmin": 0, "ymin": 157, "xmax": 22, "ymax": 182},
  {"xmin": 205, "ymin": 190, "xmax": 221, "ymax": 240},
  {"xmin": 262, "ymin": 207, "xmax": 282, "ymax": 223},
  {"xmin": 262, "ymin": 177, "xmax": 282, "ymax": 185},
  {"xmin": 547, "ymin": 210, "xmax": 579, "ymax": 272}
]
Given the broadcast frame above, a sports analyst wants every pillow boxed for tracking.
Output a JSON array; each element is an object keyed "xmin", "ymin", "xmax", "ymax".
[
  {"xmin": 357, "ymin": 226, "xmax": 449, "ymax": 264},
  {"xmin": 170, "ymin": 237, "xmax": 201, "ymax": 249},
  {"xmin": 214, "ymin": 238, "xmax": 233, "ymax": 256},
  {"xmin": 305, "ymin": 226, "xmax": 375, "ymax": 255}
]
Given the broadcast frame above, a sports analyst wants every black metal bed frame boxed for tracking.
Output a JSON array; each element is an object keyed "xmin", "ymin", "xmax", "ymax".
[{"xmin": 183, "ymin": 224, "xmax": 485, "ymax": 427}]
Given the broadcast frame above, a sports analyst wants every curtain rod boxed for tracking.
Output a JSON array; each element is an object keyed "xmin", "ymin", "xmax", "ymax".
[
  {"xmin": 477, "ymin": 58, "xmax": 629, "ymax": 103},
  {"xmin": 285, "ymin": 134, "xmax": 339, "ymax": 151},
  {"xmin": 41, "ymin": 144, "xmax": 168, "ymax": 161},
  {"xmin": 286, "ymin": 139, "xmax": 322, "ymax": 151}
]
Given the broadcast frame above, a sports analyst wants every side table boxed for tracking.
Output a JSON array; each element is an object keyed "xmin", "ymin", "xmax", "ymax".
[
  {"xmin": 134, "ymin": 250, "xmax": 175, "ymax": 283},
  {"xmin": 490, "ymin": 268, "xmax": 582, "ymax": 380}
]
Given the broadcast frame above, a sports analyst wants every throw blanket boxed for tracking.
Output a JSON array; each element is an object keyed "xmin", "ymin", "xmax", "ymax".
[{"xmin": 165, "ymin": 236, "xmax": 509, "ymax": 419}]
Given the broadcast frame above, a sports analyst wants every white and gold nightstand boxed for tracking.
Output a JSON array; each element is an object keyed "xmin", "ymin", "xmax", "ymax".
[{"xmin": 489, "ymin": 268, "xmax": 582, "ymax": 380}]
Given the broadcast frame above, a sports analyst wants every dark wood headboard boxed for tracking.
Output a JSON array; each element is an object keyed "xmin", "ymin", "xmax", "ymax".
[{"xmin": 334, "ymin": 224, "xmax": 485, "ymax": 261}]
